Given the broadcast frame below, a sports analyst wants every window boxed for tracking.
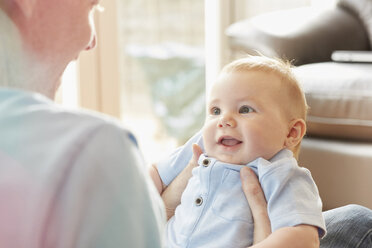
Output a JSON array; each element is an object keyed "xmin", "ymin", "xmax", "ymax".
[
  {"xmin": 72, "ymin": 0, "xmax": 207, "ymax": 164},
  {"xmin": 70, "ymin": 0, "xmax": 331, "ymax": 164},
  {"xmin": 116, "ymin": 0, "xmax": 206, "ymax": 164}
]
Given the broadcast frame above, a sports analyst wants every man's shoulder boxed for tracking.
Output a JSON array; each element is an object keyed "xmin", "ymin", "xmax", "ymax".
[
  {"xmin": 49, "ymin": 105, "xmax": 137, "ymax": 150},
  {"xmin": 2, "ymin": 88, "xmax": 128, "ymax": 132},
  {"xmin": 0, "ymin": 88, "xmax": 137, "ymax": 149}
]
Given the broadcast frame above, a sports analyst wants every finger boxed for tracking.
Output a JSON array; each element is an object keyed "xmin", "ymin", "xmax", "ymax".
[
  {"xmin": 240, "ymin": 167, "xmax": 271, "ymax": 243},
  {"xmin": 240, "ymin": 167, "xmax": 267, "ymax": 211}
]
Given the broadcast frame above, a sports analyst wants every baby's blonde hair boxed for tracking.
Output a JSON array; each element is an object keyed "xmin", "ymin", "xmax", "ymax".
[{"xmin": 219, "ymin": 55, "xmax": 308, "ymax": 158}]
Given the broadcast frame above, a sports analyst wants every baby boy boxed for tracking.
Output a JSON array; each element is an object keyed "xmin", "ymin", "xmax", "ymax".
[{"xmin": 152, "ymin": 55, "xmax": 326, "ymax": 247}]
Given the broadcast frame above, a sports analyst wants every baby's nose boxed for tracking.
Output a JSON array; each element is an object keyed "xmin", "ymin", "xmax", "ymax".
[{"xmin": 218, "ymin": 115, "xmax": 236, "ymax": 128}]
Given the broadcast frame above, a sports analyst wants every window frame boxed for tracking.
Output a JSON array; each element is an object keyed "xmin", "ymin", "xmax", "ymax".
[{"xmin": 78, "ymin": 0, "xmax": 121, "ymax": 118}]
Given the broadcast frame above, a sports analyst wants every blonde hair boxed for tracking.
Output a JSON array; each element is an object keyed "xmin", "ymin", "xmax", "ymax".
[{"xmin": 220, "ymin": 55, "xmax": 308, "ymax": 158}]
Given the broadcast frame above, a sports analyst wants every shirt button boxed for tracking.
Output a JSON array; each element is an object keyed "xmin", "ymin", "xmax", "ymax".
[
  {"xmin": 195, "ymin": 197, "xmax": 203, "ymax": 206},
  {"xmin": 202, "ymin": 159, "xmax": 210, "ymax": 167}
]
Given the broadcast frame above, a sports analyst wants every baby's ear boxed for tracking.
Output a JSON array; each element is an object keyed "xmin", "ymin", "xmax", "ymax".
[{"xmin": 284, "ymin": 119, "xmax": 306, "ymax": 149}]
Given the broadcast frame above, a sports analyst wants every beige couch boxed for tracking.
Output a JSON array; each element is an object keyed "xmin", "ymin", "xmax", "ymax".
[{"xmin": 226, "ymin": 0, "xmax": 372, "ymax": 210}]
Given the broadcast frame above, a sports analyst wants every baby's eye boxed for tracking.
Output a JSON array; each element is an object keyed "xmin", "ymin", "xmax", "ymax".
[
  {"xmin": 239, "ymin": 105, "xmax": 254, "ymax": 114},
  {"xmin": 211, "ymin": 107, "xmax": 221, "ymax": 115}
]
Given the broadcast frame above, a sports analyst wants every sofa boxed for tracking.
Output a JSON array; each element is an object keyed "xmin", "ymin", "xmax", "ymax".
[{"xmin": 225, "ymin": 0, "xmax": 372, "ymax": 210}]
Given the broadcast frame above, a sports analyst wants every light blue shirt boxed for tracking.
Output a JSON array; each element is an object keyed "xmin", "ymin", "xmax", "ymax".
[
  {"xmin": 158, "ymin": 132, "xmax": 326, "ymax": 248},
  {"xmin": 0, "ymin": 88, "xmax": 165, "ymax": 248}
]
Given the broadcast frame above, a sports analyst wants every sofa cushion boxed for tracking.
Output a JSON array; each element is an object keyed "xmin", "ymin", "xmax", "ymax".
[
  {"xmin": 294, "ymin": 62, "xmax": 372, "ymax": 141},
  {"xmin": 339, "ymin": 0, "xmax": 372, "ymax": 47}
]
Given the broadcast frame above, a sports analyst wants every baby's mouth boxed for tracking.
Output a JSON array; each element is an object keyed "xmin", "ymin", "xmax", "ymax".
[{"xmin": 218, "ymin": 136, "xmax": 242, "ymax": 147}]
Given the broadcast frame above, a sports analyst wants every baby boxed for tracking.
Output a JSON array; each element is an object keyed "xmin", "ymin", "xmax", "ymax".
[{"xmin": 152, "ymin": 55, "xmax": 326, "ymax": 247}]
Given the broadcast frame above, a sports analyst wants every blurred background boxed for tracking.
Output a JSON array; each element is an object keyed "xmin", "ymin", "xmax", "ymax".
[{"xmin": 58, "ymin": 0, "xmax": 336, "ymax": 165}]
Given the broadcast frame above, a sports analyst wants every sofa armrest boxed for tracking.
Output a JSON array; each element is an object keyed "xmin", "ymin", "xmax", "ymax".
[{"xmin": 226, "ymin": 6, "xmax": 370, "ymax": 65}]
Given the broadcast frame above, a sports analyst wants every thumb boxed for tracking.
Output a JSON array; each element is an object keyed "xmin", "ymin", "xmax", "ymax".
[
  {"xmin": 191, "ymin": 143, "xmax": 203, "ymax": 164},
  {"xmin": 240, "ymin": 167, "xmax": 269, "ymax": 223},
  {"xmin": 240, "ymin": 167, "xmax": 267, "ymax": 210},
  {"xmin": 240, "ymin": 167, "xmax": 271, "ymax": 243}
]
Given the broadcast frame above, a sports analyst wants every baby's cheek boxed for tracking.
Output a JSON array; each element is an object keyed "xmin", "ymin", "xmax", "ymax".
[
  {"xmin": 202, "ymin": 125, "xmax": 215, "ymax": 153},
  {"xmin": 245, "ymin": 130, "xmax": 270, "ymax": 153}
]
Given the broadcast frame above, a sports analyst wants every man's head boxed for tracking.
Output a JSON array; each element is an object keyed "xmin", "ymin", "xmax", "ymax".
[
  {"xmin": 202, "ymin": 55, "xmax": 307, "ymax": 165},
  {"xmin": 0, "ymin": 0, "xmax": 101, "ymax": 97}
]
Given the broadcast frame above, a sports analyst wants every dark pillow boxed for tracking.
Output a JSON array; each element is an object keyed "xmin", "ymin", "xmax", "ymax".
[{"xmin": 339, "ymin": 0, "xmax": 372, "ymax": 47}]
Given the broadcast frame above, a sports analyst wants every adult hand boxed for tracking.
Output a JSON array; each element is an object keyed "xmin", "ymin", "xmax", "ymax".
[
  {"xmin": 241, "ymin": 168, "xmax": 320, "ymax": 248},
  {"xmin": 240, "ymin": 167, "xmax": 271, "ymax": 244},
  {"xmin": 161, "ymin": 144, "xmax": 203, "ymax": 220}
]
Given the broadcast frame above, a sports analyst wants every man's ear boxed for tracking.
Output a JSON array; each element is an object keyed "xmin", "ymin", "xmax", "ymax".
[
  {"xmin": 284, "ymin": 119, "xmax": 306, "ymax": 149},
  {"xmin": 13, "ymin": 0, "xmax": 37, "ymax": 18}
]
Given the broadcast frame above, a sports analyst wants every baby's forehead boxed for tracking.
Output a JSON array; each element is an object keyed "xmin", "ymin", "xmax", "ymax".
[
  {"xmin": 208, "ymin": 76, "xmax": 282, "ymax": 101},
  {"xmin": 212, "ymin": 70, "xmax": 284, "ymax": 91}
]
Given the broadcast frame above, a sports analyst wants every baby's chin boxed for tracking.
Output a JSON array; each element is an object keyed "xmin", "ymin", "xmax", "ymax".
[{"xmin": 208, "ymin": 153, "xmax": 253, "ymax": 165}]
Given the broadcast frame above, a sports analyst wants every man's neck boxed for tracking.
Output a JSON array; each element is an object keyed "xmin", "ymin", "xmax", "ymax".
[{"xmin": 0, "ymin": 8, "xmax": 62, "ymax": 100}]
